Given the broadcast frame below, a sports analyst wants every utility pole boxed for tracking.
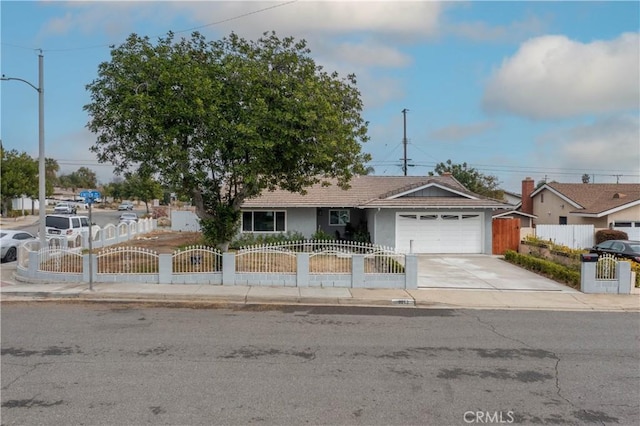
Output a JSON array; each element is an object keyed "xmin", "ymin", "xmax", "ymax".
[
  {"xmin": 401, "ymin": 108, "xmax": 409, "ymax": 176},
  {"xmin": 1, "ymin": 50, "xmax": 46, "ymax": 247}
]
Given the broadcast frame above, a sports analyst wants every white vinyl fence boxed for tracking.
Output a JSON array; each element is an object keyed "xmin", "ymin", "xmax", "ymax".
[
  {"xmin": 535, "ymin": 225, "xmax": 595, "ymax": 249},
  {"xmin": 614, "ymin": 227, "xmax": 640, "ymax": 241}
]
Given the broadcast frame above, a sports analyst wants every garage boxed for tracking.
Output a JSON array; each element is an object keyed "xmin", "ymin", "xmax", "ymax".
[{"xmin": 395, "ymin": 212, "xmax": 483, "ymax": 253}]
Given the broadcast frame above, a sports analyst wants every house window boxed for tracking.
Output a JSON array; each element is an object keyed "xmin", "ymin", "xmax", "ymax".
[
  {"xmin": 329, "ymin": 209, "xmax": 350, "ymax": 226},
  {"xmin": 559, "ymin": 216, "xmax": 567, "ymax": 225},
  {"xmin": 540, "ymin": 193, "xmax": 544, "ymax": 203},
  {"xmin": 242, "ymin": 211, "xmax": 286, "ymax": 232},
  {"xmin": 400, "ymin": 214, "xmax": 417, "ymax": 220}
]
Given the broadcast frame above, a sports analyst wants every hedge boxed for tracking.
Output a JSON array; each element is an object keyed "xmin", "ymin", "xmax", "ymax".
[
  {"xmin": 504, "ymin": 250, "xmax": 581, "ymax": 289},
  {"xmin": 595, "ymin": 229, "xmax": 629, "ymax": 244}
]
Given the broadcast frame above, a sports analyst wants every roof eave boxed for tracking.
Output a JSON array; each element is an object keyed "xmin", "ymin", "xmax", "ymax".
[{"xmin": 570, "ymin": 199, "xmax": 640, "ymax": 218}]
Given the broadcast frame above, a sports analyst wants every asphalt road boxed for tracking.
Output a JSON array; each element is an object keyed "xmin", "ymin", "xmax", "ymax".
[
  {"xmin": 1, "ymin": 303, "xmax": 638, "ymax": 425},
  {"xmin": 16, "ymin": 208, "xmax": 144, "ymax": 237}
]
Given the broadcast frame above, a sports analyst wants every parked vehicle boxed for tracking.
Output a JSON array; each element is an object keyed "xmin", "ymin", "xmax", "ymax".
[
  {"xmin": 45, "ymin": 215, "xmax": 99, "ymax": 242},
  {"xmin": 54, "ymin": 202, "xmax": 77, "ymax": 214},
  {"xmin": 118, "ymin": 201, "xmax": 134, "ymax": 211},
  {"xmin": 119, "ymin": 212, "xmax": 138, "ymax": 224},
  {"xmin": 0, "ymin": 230, "xmax": 36, "ymax": 262},
  {"xmin": 589, "ymin": 240, "xmax": 640, "ymax": 262}
]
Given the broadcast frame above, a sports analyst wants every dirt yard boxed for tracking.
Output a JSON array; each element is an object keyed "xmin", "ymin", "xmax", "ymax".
[{"xmin": 108, "ymin": 230, "xmax": 204, "ymax": 254}]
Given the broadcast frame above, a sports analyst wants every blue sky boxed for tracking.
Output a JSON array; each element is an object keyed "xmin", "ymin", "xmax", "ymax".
[{"xmin": 1, "ymin": 0, "xmax": 639, "ymax": 193}]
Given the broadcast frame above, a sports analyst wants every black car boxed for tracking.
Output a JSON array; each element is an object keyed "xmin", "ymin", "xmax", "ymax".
[{"xmin": 589, "ymin": 240, "xmax": 640, "ymax": 262}]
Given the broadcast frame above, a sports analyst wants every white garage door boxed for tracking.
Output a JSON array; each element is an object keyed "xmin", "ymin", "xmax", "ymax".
[{"xmin": 396, "ymin": 212, "xmax": 483, "ymax": 254}]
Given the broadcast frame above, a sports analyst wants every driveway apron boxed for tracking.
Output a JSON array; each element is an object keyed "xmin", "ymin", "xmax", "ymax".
[{"xmin": 417, "ymin": 255, "xmax": 576, "ymax": 292}]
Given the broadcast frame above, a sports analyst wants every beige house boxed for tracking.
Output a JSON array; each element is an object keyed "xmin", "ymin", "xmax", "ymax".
[{"xmin": 523, "ymin": 180, "xmax": 640, "ymax": 228}]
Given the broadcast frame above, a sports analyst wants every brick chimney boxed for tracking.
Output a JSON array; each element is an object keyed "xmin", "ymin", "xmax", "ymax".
[{"xmin": 521, "ymin": 177, "xmax": 535, "ymax": 215}]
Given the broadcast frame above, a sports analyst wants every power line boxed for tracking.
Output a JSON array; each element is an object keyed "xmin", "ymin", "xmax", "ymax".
[
  {"xmin": 367, "ymin": 160, "xmax": 639, "ymax": 178},
  {"xmin": 2, "ymin": 1, "xmax": 299, "ymax": 53}
]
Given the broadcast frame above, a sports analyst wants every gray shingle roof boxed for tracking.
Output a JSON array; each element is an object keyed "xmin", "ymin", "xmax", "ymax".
[{"xmin": 241, "ymin": 175, "xmax": 511, "ymax": 209}]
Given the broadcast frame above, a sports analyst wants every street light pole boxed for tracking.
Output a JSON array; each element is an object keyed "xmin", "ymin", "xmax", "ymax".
[
  {"xmin": 1, "ymin": 50, "xmax": 46, "ymax": 247},
  {"xmin": 38, "ymin": 51, "xmax": 46, "ymax": 248}
]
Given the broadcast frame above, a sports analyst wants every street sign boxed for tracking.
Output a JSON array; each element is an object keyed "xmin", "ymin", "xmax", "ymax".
[
  {"xmin": 79, "ymin": 190, "xmax": 101, "ymax": 204},
  {"xmin": 79, "ymin": 190, "xmax": 102, "ymax": 292}
]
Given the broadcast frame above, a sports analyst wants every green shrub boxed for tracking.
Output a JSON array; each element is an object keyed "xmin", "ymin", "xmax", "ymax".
[
  {"xmin": 230, "ymin": 231, "xmax": 305, "ymax": 249},
  {"xmin": 595, "ymin": 229, "xmax": 629, "ymax": 244},
  {"xmin": 311, "ymin": 229, "xmax": 335, "ymax": 241},
  {"xmin": 504, "ymin": 250, "xmax": 581, "ymax": 289}
]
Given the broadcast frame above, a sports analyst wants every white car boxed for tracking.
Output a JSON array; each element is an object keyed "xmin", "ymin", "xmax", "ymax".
[
  {"xmin": 119, "ymin": 212, "xmax": 138, "ymax": 224},
  {"xmin": 118, "ymin": 201, "xmax": 134, "ymax": 211},
  {"xmin": 54, "ymin": 202, "xmax": 77, "ymax": 214},
  {"xmin": 1, "ymin": 230, "xmax": 36, "ymax": 262}
]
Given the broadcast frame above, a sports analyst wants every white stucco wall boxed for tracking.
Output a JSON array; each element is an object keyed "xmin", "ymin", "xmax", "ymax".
[
  {"xmin": 608, "ymin": 205, "xmax": 640, "ymax": 225},
  {"xmin": 283, "ymin": 207, "xmax": 317, "ymax": 238}
]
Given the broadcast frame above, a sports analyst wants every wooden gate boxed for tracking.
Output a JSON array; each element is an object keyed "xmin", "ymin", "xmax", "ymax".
[{"xmin": 492, "ymin": 218, "xmax": 521, "ymax": 255}]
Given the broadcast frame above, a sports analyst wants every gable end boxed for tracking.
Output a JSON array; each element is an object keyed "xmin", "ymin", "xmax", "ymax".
[{"xmin": 387, "ymin": 183, "xmax": 478, "ymax": 200}]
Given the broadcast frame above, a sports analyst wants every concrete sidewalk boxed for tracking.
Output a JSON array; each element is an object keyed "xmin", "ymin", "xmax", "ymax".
[
  {"xmin": 2, "ymin": 278, "xmax": 639, "ymax": 312},
  {"xmin": 0, "ymin": 214, "xmax": 40, "ymax": 229}
]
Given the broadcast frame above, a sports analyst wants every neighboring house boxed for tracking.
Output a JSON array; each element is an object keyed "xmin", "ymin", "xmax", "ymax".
[
  {"xmin": 10, "ymin": 196, "xmax": 44, "ymax": 212},
  {"xmin": 240, "ymin": 174, "xmax": 511, "ymax": 254},
  {"xmin": 521, "ymin": 178, "xmax": 640, "ymax": 228},
  {"xmin": 501, "ymin": 190, "xmax": 521, "ymax": 206},
  {"xmin": 492, "ymin": 209, "xmax": 536, "ymax": 228}
]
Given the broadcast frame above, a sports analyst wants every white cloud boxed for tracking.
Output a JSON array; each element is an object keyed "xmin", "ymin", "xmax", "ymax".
[
  {"xmin": 534, "ymin": 114, "xmax": 640, "ymax": 183},
  {"xmin": 429, "ymin": 121, "xmax": 497, "ymax": 142},
  {"xmin": 42, "ymin": 1, "xmax": 443, "ymax": 42},
  {"xmin": 165, "ymin": 1, "xmax": 443, "ymax": 39},
  {"xmin": 483, "ymin": 33, "xmax": 640, "ymax": 119},
  {"xmin": 560, "ymin": 115, "xmax": 640, "ymax": 177}
]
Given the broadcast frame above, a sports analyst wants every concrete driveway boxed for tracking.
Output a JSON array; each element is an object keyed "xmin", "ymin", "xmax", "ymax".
[{"xmin": 418, "ymin": 255, "xmax": 577, "ymax": 292}]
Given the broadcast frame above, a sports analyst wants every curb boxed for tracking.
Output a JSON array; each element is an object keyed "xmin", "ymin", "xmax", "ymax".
[{"xmin": 2, "ymin": 293, "xmax": 638, "ymax": 311}]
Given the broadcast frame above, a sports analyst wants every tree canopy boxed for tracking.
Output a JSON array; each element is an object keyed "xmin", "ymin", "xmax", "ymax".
[
  {"xmin": 122, "ymin": 172, "xmax": 163, "ymax": 213},
  {"xmin": 429, "ymin": 160, "xmax": 503, "ymax": 200},
  {"xmin": 85, "ymin": 31, "xmax": 370, "ymax": 246},
  {"xmin": 58, "ymin": 167, "xmax": 98, "ymax": 192},
  {"xmin": 0, "ymin": 146, "xmax": 38, "ymax": 214},
  {"xmin": 45, "ymin": 158, "xmax": 60, "ymax": 193}
]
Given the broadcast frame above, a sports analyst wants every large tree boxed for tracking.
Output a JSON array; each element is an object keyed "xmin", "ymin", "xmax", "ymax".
[
  {"xmin": 58, "ymin": 167, "xmax": 98, "ymax": 192},
  {"xmin": 0, "ymin": 147, "xmax": 38, "ymax": 214},
  {"xmin": 429, "ymin": 160, "xmax": 503, "ymax": 199},
  {"xmin": 44, "ymin": 157, "xmax": 60, "ymax": 196},
  {"xmin": 85, "ymin": 31, "xmax": 370, "ymax": 247},
  {"xmin": 123, "ymin": 172, "xmax": 163, "ymax": 213}
]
